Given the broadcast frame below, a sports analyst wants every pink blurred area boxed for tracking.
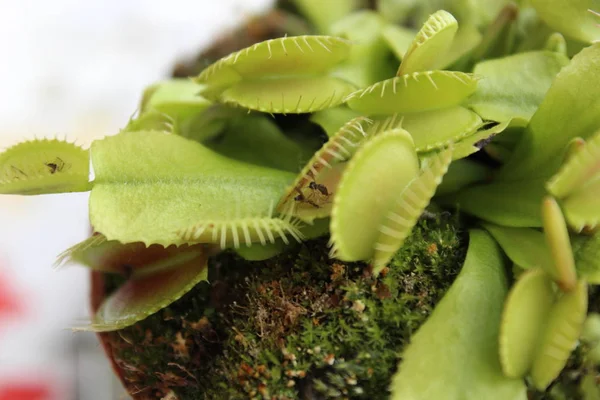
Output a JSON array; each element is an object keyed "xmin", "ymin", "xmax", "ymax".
[{"xmin": 0, "ymin": 0, "xmax": 272, "ymax": 399}]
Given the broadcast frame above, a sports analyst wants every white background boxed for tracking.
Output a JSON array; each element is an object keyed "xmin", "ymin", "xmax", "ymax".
[{"xmin": 0, "ymin": 0, "xmax": 271, "ymax": 398}]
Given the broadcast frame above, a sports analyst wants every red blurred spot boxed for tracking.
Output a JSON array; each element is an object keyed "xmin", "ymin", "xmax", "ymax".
[
  {"xmin": 0, "ymin": 383, "xmax": 53, "ymax": 400},
  {"xmin": 0, "ymin": 270, "xmax": 23, "ymax": 319}
]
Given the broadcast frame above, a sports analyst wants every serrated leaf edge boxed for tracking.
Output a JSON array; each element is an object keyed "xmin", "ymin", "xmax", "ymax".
[{"xmin": 372, "ymin": 147, "xmax": 453, "ymax": 270}]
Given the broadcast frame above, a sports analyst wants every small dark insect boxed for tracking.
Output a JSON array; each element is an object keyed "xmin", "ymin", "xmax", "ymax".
[
  {"xmin": 294, "ymin": 189, "xmax": 320, "ymax": 208},
  {"xmin": 308, "ymin": 181, "xmax": 329, "ymax": 196},
  {"xmin": 45, "ymin": 157, "xmax": 69, "ymax": 174},
  {"xmin": 294, "ymin": 180, "xmax": 333, "ymax": 209}
]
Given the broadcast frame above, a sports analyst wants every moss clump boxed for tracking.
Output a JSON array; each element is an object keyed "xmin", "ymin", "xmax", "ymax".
[{"xmin": 104, "ymin": 213, "xmax": 466, "ymax": 399}]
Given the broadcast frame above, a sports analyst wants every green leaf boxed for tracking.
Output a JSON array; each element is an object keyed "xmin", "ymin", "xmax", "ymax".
[
  {"xmin": 401, "ymin": 106, "xmax": 483, "ymax": 153},
  {"xmin": 468, "ymin": 3, "xmax": 519, "ymax": 62},
  {"xmin": 581, "ymin": 313, "xmax": 600, "ymax": 344},
  {"xmin": 179, "ymin": 104, "xmax": 247, "ymax": 142},
  {"xmin": 330, "ymin": 11, "xmax": 397, "ymax": 87},
  {"xmin": 381, "ymin": 24, "xmax": 417, "ymax": 60},
  {"xmin": 442, "ymin": 23, "xmax": 482, "ymax": 67},
  {"xmin": 561, "ymin": 179, "xmax": 600, "ymax": 232},
  {"xmin": 542, "ymin": 196, "xmax": 578, "ymax": 291},
  {"xmin": 56, "ymin": 234, "xmax": 114, "ymax": 272},
  {"xmin": 449, "ymin": 119, "xmax": 512, "ymax": 160},
  {"xmin": 398, "ymin": 10, "xmax": 458, "ymax": 75},
  {"xmin": 531, "ymin": 280, "xmax": 588, "ymax": 390},
  {"xmin": 545, "ymin": 32, "xmax": 568, "ymax": 55},
  {"xmin": 500, "ymin": 43, "xmax": 600, "ymax": 180},
  {"xmin": 530, "ymin": 0, "xmax": 600, "ymax": 44},
  {"xmin": 470, "ymin": 0, "xmax": 515, "ymax": 27},
  {"xmin": 202, "ymin": 115, "xmax": 308, "ymax": 172},
  {"xmin": 467, "ymin": 51, "xmax": 569, "ymax": 124},
  {"xmin": 581, "ymin": 373, "xmax": 600, "ymax": 399},
  {"xmin": 345, "ymin": 71, "xmax": 479, "ymax": 116},
  {"xmin": 291, "ymin": 0, "xmax": 362, "ymax": 34},
  {"xmin": 89, "ymin": 130, "xmax": 295, "ymax": 246},
  {"xmin": 573, "ymin": 231, "xmax": 600, "ymax": 284},
  {"xmin": 390, "ymin": 229, "xmax": 527, "ymax": 400},
  {"xmin": 484, "ymin": 142, "xmax": 514, "ymax": 163},
  {"xmin": 547, "ymin": 129, "xmax": 600, "ymax": 199},
  {"xmin": 499, "ymin": 268, "xmax": 555, "ymax": 378},
  {"xmin": 58, "ymin": 234, "xmax": 209, "ymax": 279},
  {"xmin": 123, "ymin": 110, "xmax": 177, "ymax": 134},
  {"xmin": 219, "ymin": 75, "xmax": 356, "ymax": 114},
  {"xmin": 196, "ymin": 35, "xmax": 351, "ymax": 91},
  {"xmin": 234, "ymin": 240, "xmax": 288, "ymax": 261},
  {"xmin": 79, "ymin": 246, "xmax": 208, "ymax": 332},
  {"xmin": 435, "ymin": 158, "xmax": 491, "ymax": 196},
  {"xmin": 0, "ymin": 139, "xmax": 90, "ymax": 195},
  {"xmin": 142, "ymin": 79, "xmax": 212, "ymax": 121},
  {"xmin": 373, "ymin": 147, "xmax": 452, "ymax": 271},
  {"xmin": 455, "ymin": 178, "xmax": 547, "ymax": 227},
  {"xmin": 330, "ymin": 129, "xmax": 419, "ymax": 261},
  {"xmin": 310, "ymin": 106, "xmax": 361, "ymax": 137},
  {"xmin": 481, "ymin": 223, "xmax": 552, "ymax": 270},
  {"xmin": 377, "ymin": 0, "xmax": 418, "ymax": 23}
]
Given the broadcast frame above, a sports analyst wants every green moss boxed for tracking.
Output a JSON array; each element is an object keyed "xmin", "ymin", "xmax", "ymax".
[
  {"xmin": 102, "ymin": 213, "xmax": 600, "ymax": 399},
  {"xmin": 105, "ymin": 213, "xmax": 466, "ymax": 399}
]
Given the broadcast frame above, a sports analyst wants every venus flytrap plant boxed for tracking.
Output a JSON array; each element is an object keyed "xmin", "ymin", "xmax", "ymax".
[
  {"xmin": 0, "ymin": 139, "xmax": 90, "ymax": 195},
  {"xmin": 195, "ymin": 35, "xmax": 356, "ymax": 114},
  {"xmin": 329, "ymin": 128, "xmax": 420, "ymax": 262},
  {"xmin": 1, "ymin": 1, "xmax": 600, "ymax": 398},
  {"xmin": 396, "ymin": 10, "xmax": 458, "ymax": 75}
]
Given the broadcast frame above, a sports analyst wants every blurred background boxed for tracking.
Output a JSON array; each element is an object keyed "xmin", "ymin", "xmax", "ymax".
[{"xmin": 0, "ymin": 0, "xmax": 271, "ymax": 398}]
